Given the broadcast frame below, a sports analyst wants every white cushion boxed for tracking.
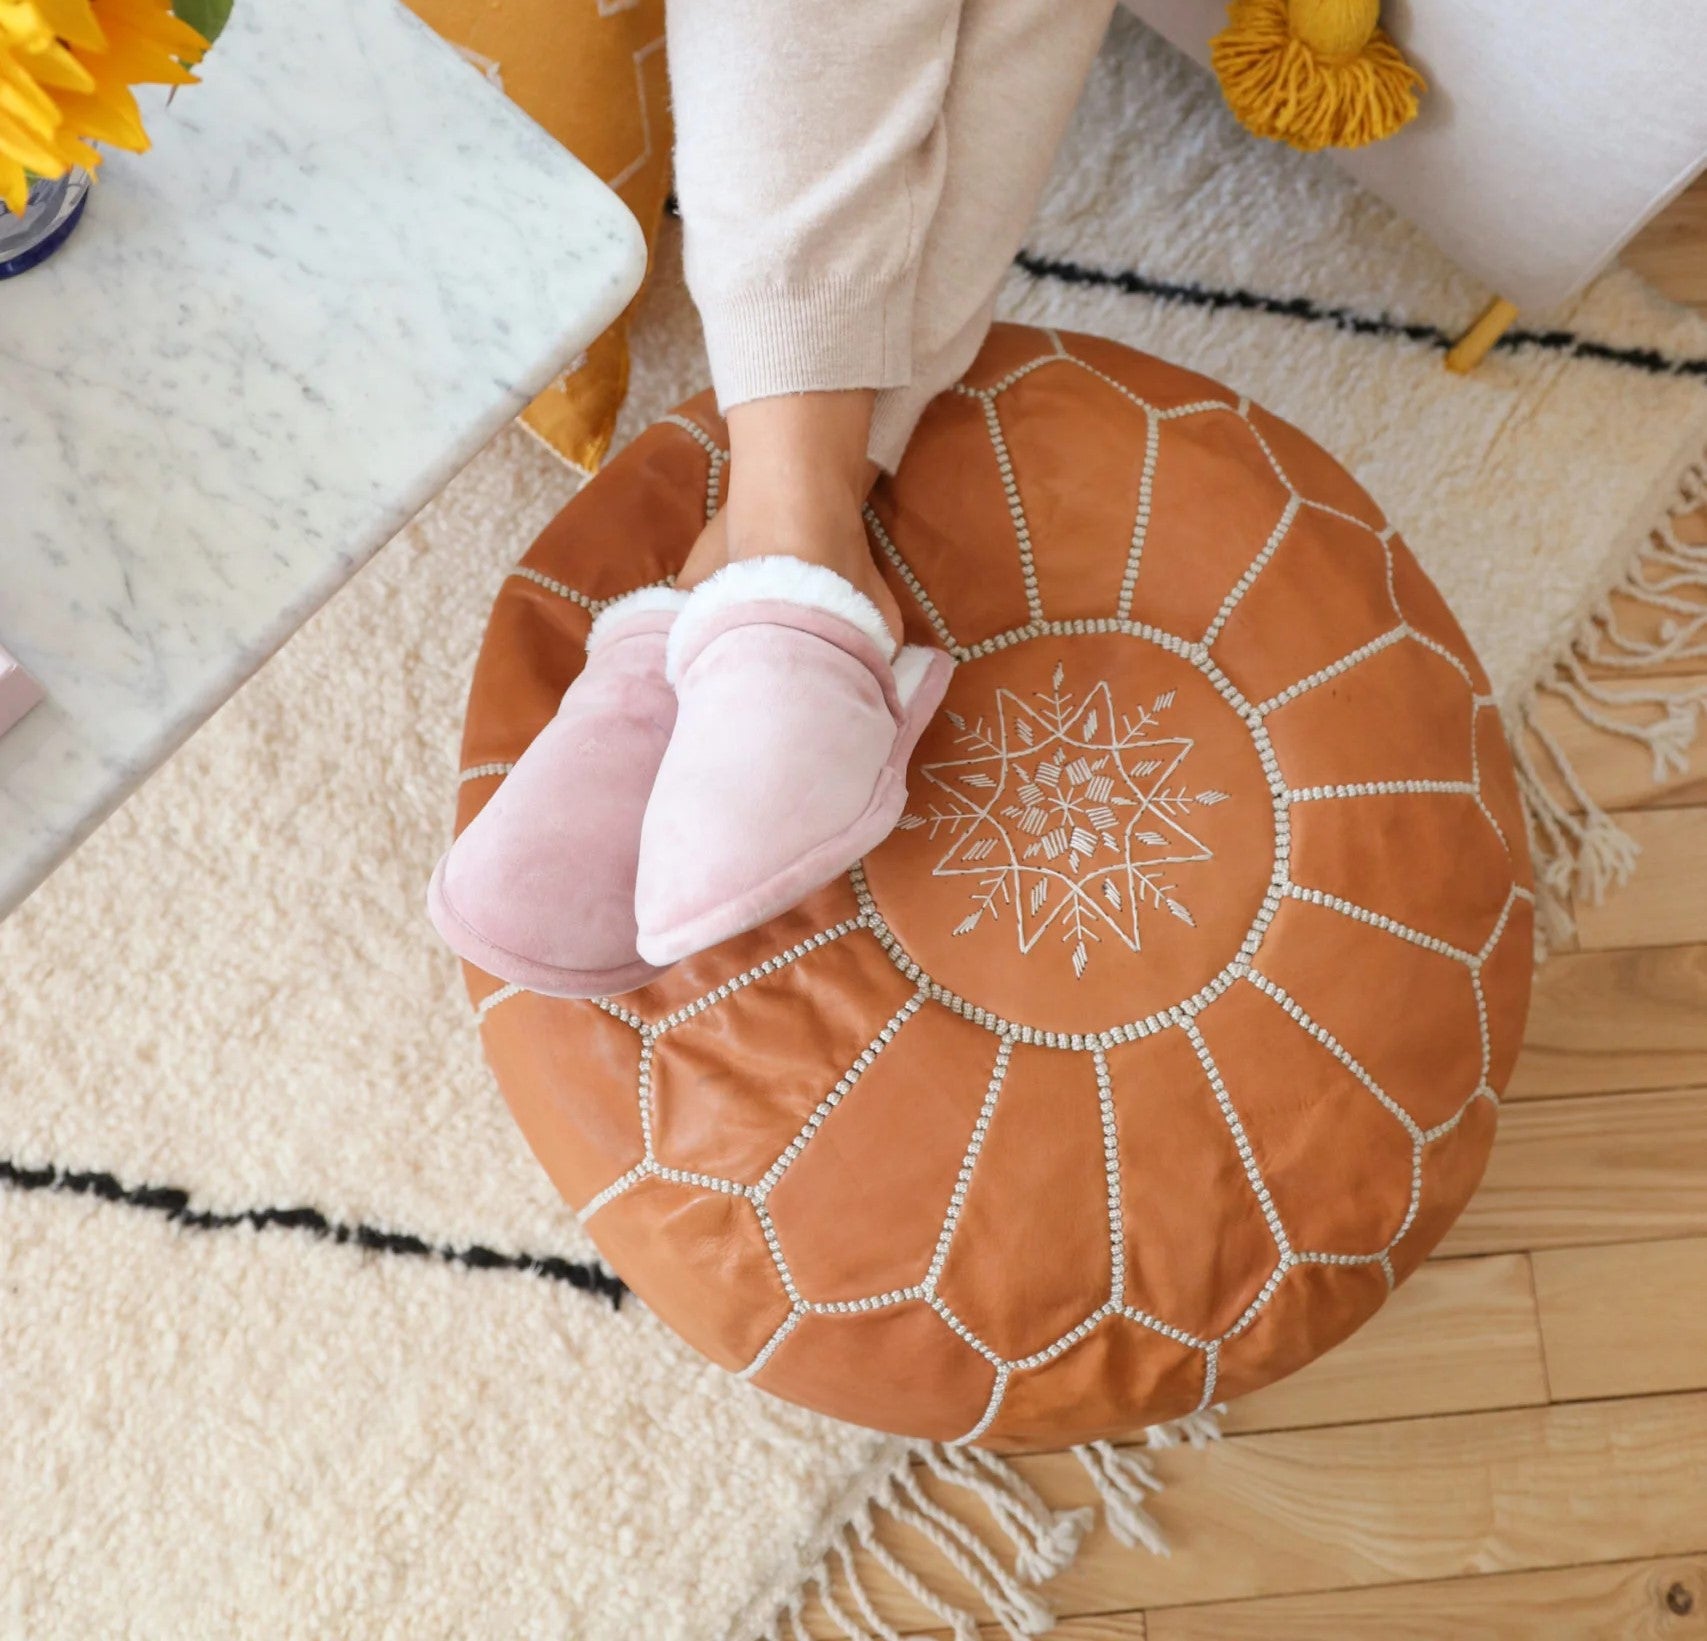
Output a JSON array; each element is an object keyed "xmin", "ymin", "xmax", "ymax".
[{"xmin": 1122, "ymin": 0, "xmax": 1707, "ymax": 311}]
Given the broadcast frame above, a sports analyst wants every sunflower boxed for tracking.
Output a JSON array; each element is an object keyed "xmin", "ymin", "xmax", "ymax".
[{"xmin": 0, "ymin": 0, "xmax": 209, "ymax": 216}]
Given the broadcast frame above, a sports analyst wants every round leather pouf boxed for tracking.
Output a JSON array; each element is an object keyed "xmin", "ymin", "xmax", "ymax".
[{"xmin": 455, "ymin": 325, "xmax": 1534, "ymax": 1450}]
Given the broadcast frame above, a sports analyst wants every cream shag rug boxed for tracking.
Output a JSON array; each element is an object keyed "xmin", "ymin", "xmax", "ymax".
[{"xmin": 5, "ymin": 14, "xmax": 1706, "ymax": 1638}]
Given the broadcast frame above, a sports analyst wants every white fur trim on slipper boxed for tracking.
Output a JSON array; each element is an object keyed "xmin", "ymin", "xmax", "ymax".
[
  {"xmin": 585, "ymin": 585, "xmax": 690, "ymax": 654},
  {"xmin": 665, "ymin": 555, "xmax": 897, "ymax": 685},
  {"xmin": 892, "ymin": 645, "xmax": 942, "ymax": 707}
]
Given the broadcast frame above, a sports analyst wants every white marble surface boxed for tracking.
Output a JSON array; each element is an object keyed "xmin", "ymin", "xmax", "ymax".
[{"xmin": 0, "ymin": 0, "xmax": 644, "ymax": 918}]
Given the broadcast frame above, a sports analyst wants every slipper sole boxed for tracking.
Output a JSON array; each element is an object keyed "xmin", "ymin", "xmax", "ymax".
[{"xmin": 427, "ymin": 855, "xmax": 668, "ymax": 1001}]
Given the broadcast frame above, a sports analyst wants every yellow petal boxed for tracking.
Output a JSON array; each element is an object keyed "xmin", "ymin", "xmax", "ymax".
[
  {"xmin": 0, "ymin": 57, "xmax": 63, "ymax": 140},
  {"xmin": 0, "ymin": 48, "xmax": 64, "ymax": 130},
  {"xmin": 21, "ymin": 38, "xmax": 96, "ymax": 93},
  {"xmin": 42, "ymin": 123, "xmax": 98, "ymax": 169},
  {"xmin": 79, "ymin": 39, "xmax": 192, "ymax": 103},
  {"xmin": 97, "ymin": 0, "xmax": 206, "ymax": 59},
  {"xmin": 54, "ymin": 78, "xmax": 148, "ymax": 149},
  {"xmin": 74, "ymin": 26, "xmax": 198, "ymax": 87},
  {"xmin": 0, "ymin": 104, "xmax": 66, "ymax": 172},
  {"xmin": 0, "ymin": 151, "xmax": 31, "ymax": 214},
  {"xmin": 0, "ymin": 0, "xmax": 214, "ymax": 186},
  {"xmin": 33, "ymin": 0, "xmax": 104, "ymax": 50},
  {"xmin": 0, "ymin": 2, "xmax": 55, "ymax": 53},
  {"xmin": 106, "ymin": 0, "xmax": 207, "ymax": 58}
]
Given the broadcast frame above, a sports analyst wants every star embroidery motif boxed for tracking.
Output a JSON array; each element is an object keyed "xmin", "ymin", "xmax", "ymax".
[{"xmin": 898, "ymin": 663, "xmax": 1229, "ymax": 978}]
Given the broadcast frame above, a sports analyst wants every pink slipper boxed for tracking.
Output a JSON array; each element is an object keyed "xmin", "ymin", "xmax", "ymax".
[
  {"xmin": 427, "ymin": 586, "xmax": 689, "ymax": 998},
  {"xmin": 634, "ymin": 556, "xmax": 952, "ymax": 967}
]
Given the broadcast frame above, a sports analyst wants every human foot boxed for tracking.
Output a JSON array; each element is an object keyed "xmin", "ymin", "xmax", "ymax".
[
  {"xmin": 729, "ymin": 500, "xmax": 905, "ymax": 646},
  {"xmin": 634, "ymin": 559, "xmax": 951, "ymax": 965},
  {"xmin": 427, "ymin": 587, "xmax": 689, "ymax": 997},
  {"xmin": 677, "ymin": 389, "xmax": 905, "ymax": 643},
  {"xmin": 680, "ymin": 504, "xmax": 905, "ymax": 646}
]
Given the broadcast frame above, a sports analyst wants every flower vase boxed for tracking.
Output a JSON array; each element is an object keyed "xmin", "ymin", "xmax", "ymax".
[{"xmin": 0, "ymin": 169, "xmax": 91, "ymax": 280}]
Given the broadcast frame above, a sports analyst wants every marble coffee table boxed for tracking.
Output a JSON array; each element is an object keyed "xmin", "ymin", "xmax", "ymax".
[{"xmin": 0, "ymin": 0, "xmax": 644, "ymax": 919}]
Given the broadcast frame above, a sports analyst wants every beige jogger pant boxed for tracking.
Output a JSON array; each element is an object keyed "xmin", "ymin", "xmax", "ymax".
[{"xmin": 665, "ymin": 0, "xmax": 1117, "ymax": 470}]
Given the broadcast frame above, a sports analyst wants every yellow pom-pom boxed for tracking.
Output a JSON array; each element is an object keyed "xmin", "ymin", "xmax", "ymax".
[{"xmin": 1211, "ymin": 0, "xmax": 1423, "ymax": 152}]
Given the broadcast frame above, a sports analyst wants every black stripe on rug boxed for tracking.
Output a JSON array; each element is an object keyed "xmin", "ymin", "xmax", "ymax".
[
  {"xmin": 0, "ymin": 1156, "xmax": 628, "ymax": 1308},
  {"xmin": 661, "ymin": 194, "xmax": 1707, "ymax": 382},
  {"xmin": 1011, "ymin": 249, "xmax": 1707, "ymax": 381}
]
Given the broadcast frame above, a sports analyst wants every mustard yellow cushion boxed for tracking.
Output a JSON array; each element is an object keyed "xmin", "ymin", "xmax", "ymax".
[{"xmin": 403, "ymin": 0, "xmax": 669, "ymax": 471}]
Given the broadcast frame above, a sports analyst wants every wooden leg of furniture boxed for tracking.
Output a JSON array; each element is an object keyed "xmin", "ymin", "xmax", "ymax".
[{"xmin": 1446, "ymin": 297, "xmax": 1520, "ymax": 374}]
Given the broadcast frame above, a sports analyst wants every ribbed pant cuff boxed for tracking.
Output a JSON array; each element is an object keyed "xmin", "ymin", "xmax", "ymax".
[
  {"xmin": 698, "ymin": 272, "xmax": 915, "ymax": 412},
  {"xmin": 868, "ymin": 384, "xmax": 934, "ymax": 474}
]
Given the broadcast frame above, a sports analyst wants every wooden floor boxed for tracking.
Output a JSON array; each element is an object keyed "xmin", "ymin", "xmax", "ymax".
[{"xmin": 812, "ymin": 178, "xmax": 1707, "ymax": 1639}]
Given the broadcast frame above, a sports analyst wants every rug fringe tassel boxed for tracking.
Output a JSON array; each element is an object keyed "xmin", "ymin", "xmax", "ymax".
[
  {"xmin": 1516, "ymin": 451, "xmax": 1707, "ymax": 948},
  {"xmin": 1070, "ymin": 1441, "xmax": 1167, "ymax": 1557},
  {"xmin": 747, "ymin": 1408, "xmax": 1225, "ymax": 1640}
]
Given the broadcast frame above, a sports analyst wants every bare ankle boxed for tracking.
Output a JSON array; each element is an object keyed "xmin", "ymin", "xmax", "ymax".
[
  {"xmin": 686, "ymin": 389, "xmax": 904, "ymax": 644},
  {"xmin": 725, "ymin": 390, "xmax": 876, "ymax": 505}
]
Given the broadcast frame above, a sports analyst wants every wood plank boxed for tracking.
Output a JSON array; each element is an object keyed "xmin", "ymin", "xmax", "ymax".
[
  {"xmin": 1573, "ymin": 810, "xmax": 1707, "ymax": 952},
  {"xmin": 1548, "ymin": 911, "xmax": 1582, "ymax": 956},
  {"xmin": 1533, "ymin": 1238, "xmax": 1707, "ymax": 1403},
  {"xmin": 1575, "ymin": 508, "xmax": 1707, "ymax": 687},
  {"xmin": 1528, "ymin": 690, "xmax": 1707, "ymax": 814},
  {"xmin": 901, "ymin": 1614, "xmax": 1147, "ymax": 1641},
  {"xmin": 1521, "ymin": 519, "xmax": 1706, "ymax": 828},
  {"xmin": 1440, "ymin": 1089, "xmax": 1707, "ymax": 1257},
  {"xmin": 1510, "ymin": 944, "xmax": 1707, "ymax": 1100},
  {"xmin": 1221, "ymin": 1255, "xmax": 1545, "ymax": 1434},
  {"xmin": 1147, "ymin": 1554, "xmax": 1707, "ymax": 1640},
  {"xmin": 818, "ymin": 1395, "xmax": 1707, "ymax": 1633},
  {"xmin": 1625, "ymin": 168, "xmax": 1707, "ymax": 311}
]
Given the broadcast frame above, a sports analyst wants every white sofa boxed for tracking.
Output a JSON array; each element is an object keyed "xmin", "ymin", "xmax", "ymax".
[{"xmin": 1123, "ymin": 0, "xmax": 1707, "ymax": 315}]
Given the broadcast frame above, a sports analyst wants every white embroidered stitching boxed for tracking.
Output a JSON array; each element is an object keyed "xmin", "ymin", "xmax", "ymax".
[
  {"xmin": 955, "ymin": 1364, "xmax": 1010, "ymax": 1446},
  {"xmin": 457, "ymin": 761, "xmax": 515, "ymax": 784},
  {"xmin": 901, "ymin": 663, "xmax": 1230, "ymax": 980},
  {"xmin": 474, "ymin": 982, "xmax": 523, "ymax": 1022},
  {"xmin": 863, "ymin": 503, "xmax": 965, "ymax": 657},
  {"xmin": 1093, "ymin": 1049, "xmax": 1126, "ymax": 1310},
  {"xmin": 578, "ymin": 1163, "xmax": 648, "ymax": 1221},
  {"xmin": 1202, "ymin": 493, "xmax": 1301, "ymax": 648},
  {"xmin": 924, "ymin": 1038, "xmax": 1015, "ymax": 1294},
  {"xmin": 507, "ymin": 567, "xmax": 680, "ymax": 618},
  {"xmin": 979, "ymin": 396, "xmax": 1044, "ymax": 623},
  {"xmin": 854, "ymin": 619, "xmax": 1293, "ymax": 1045},
  {"xmin": 1243, "ymin": 970, "xmax": 1423, "ymax": 1139},
  {"xmin": 1284, "ymin": 883, "xmax": 1477, "ymax": 966},
  {"xmin": 1197, "ymin": 1340, "xmax": 1220, "ymax": 1411},
  {"xmin": 1183, "ymin": 1018, "xmax": 1291, "ymax": 1262},
  {"xmin": 1289, "ymin": 779, "xmax": 1474, "ymax": 801},
  {"xmin": 1255, "ymin": 626, "xmax": 1408, "ymax": 717},
  {"xmin": 753, "ymin": 991, "xmax": 928, "ymax": 1201},
  {"xmin": 649, "ymin": 917, "xmax": 867, "ymax": 1035},
  {"xmin": 1117, "ymin": 412, "xmax": 1160, "ymax": 618}
]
